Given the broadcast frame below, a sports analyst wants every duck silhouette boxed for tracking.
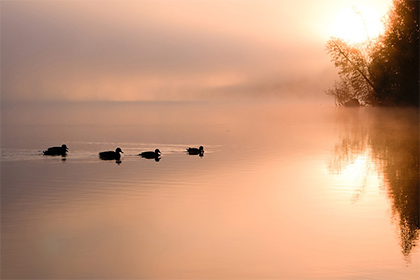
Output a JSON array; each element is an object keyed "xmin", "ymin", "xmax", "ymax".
[
  {"xmin": 99, "ymin": 147, "xmax": 123, "ymax": 160},
  {"xmin": 43, "ymin": 144, "xmax": 68, "ymax": 156},
  {"xmin": 187, "ymin": 146, "xmax": 204, "ymax": 156},
  {"xmin": 139, "ymin": 149, "xmax": 161, "ymax": 161}
]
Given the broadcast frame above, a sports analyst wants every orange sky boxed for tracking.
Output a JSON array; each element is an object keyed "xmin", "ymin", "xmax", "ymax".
[{"xmin": 1, "ymin": 0, "xmax": 392, "ymax": 102}]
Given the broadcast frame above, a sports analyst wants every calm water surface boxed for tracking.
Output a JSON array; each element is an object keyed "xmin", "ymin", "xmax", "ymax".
[{"xmin": 1, "ymin": 101, "xmax": 419, "ymax": 279}]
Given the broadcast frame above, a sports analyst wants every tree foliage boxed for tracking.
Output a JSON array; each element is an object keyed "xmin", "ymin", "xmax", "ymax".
[
  {"xmin": 370, "ymin": 0, "xmax": 419, "ymax": 106},
  {"xmin": 325, "ymin": 38, "xmax": 376, "ymax": 105},
  {"xmin": 325, "ymin": 79, "xmax": 353, "ymax": 106},
  {"xmin": 326, "ymin": 0, "xmax": 419, "ymax": 106}
]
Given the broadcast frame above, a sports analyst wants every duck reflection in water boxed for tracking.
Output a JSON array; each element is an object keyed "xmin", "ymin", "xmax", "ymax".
[
  {"xmin": 99, "ymin": 147, "xmax": 123, "ymax": 164},
  {"xmin": 187, "ymin": 146, "xmax": 204, "ymax": 157},
  {"xmin": 139, "ymin": 149, "xmax": 161, "ymax": 162},
  {"xmin": 43, "ymin": 144, "xmax": 68, "ymax": 157}
]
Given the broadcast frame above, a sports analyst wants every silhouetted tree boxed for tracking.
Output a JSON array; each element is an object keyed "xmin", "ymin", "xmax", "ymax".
[
  {"xmin": 370, "ymin": 0, "xmax": 419, "ymax": 106},
  {"xmin": 326, "ymin": 0, "xmax": 419, "ymax": 106}
]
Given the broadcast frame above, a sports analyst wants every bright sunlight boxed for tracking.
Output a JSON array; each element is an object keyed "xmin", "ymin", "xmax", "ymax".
[{"xmin": 332, "ymin": 4, "xmax": 385, "ymax": 43}]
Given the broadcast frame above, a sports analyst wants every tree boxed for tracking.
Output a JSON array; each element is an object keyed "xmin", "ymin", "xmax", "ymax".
[
  {"xmin": 370, "ymin": 0, "xmax": 419, "ymax": 106},
  {"xmin": 326, "ymin": 0, "xmax": 419, "ymax": 106},
  {"xmin": 325, "ymin": 79, "xmax": 353, "ymax": 106},
  {"xmin": 325, "ymin": 37, "xmax": 376, "ymax": 105}
]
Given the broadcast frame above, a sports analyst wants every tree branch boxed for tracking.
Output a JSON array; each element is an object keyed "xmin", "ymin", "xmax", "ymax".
[{"xmin": 331, "ymin": 40, "xmax": 379, "ymax": 95}]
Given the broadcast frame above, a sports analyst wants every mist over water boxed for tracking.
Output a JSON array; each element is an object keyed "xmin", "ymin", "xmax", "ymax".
[
  {"xmin": 1, "ymin": 100, "xmax": 418, "ymax": 279},
  {"xmin": 1, "ymin": 0, "xmax": 415, "ymax": 278},
  {"xmin": 1, "ymin": 0, "xmax": 341, "ymax": 103}
]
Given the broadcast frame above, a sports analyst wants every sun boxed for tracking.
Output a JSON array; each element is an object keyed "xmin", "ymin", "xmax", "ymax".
[{"xmin": 332, "ymin": 5, "xmax": 384, "ymax": 43}]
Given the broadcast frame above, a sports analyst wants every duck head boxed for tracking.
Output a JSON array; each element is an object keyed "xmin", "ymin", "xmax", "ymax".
[{"xmin": 116, "ymin": 147, "xmax": 123, "ymax": 154}]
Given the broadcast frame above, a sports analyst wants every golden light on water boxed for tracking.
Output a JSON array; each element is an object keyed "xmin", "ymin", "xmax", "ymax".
[
  {"xmin": 334, "ymin": 152, "xmax": 381, "ymax": 186},
  {"xmin": 1, "ymin": 0, "xmax": 419, "ymax": 277}
]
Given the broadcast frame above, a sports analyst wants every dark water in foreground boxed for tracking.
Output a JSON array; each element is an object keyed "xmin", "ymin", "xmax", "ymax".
[{"xmin": 1, "ymin": 101, "xmax": 419, "ymax": 279}]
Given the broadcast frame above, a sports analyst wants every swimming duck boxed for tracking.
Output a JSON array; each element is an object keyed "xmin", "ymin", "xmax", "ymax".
[
  {"xmin": 43, "ymin": 144, "xmax": 68, "ymax": 156},
  {"xmin": 187, "ymin": 146, "xmax": 204, "ymax": 155},
  {"xmin": 139, "ymin": 149, "xmax": 161, "ymax": 159},
  {"xmin": 99, "ymin": 147, "xmax": 123, "ymax": 160}
]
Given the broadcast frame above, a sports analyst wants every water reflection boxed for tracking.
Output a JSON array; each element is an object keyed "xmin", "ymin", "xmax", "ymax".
[{"xmin": 329, "ymin": 107, "xmax": 419, "ymax": 260}]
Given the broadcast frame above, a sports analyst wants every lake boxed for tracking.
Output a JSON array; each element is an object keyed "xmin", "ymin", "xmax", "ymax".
[{"xmin": 1, "ymin": 100, "xmax": 419, "ymax": 279}]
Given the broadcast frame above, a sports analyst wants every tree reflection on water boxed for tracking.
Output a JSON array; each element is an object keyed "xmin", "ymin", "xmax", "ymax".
[{"xmin": 329, "ymin": 107, "xmax": 419, "ymax": 260}]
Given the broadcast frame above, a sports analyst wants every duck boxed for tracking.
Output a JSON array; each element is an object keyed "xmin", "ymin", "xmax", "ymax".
[
  {"xmin": 139, "ymin": 149, "xmax": 161, "ymax": 159},
  {"xmin": 99, "ymin": 147, "xmax": 123, "ymax": 160},
  {"xmin": 187, "ymin": 146, "xmax": 204, "ymax": 155},
  {"xmin": 43, "ymin": 144, "xmax": 68, "ymax": 156}
]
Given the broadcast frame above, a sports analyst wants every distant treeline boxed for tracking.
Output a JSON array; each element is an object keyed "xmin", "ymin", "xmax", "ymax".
[{"xmin": 326, "ymin": 0, "xmax": 419, "ymax": 106}]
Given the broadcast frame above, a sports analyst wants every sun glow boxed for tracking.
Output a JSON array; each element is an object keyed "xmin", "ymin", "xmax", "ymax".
[
  {"xmin": 331, "ymin": 152, "xmax": 383, "ymax": 203},
  {"xmin": 332, "ymin": 5, "xmax": 384, "ymax": 43}
]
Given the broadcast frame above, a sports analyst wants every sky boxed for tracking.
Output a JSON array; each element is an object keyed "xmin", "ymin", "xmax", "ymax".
[{"xmin": 1, "ymin": 0, "xmax": 393, "ymax": 102}]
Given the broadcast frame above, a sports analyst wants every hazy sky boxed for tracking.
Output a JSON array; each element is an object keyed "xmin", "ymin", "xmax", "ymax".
[{"xmin": 1, "ymin": 0, "xmax": 392, "ymax": 102}]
